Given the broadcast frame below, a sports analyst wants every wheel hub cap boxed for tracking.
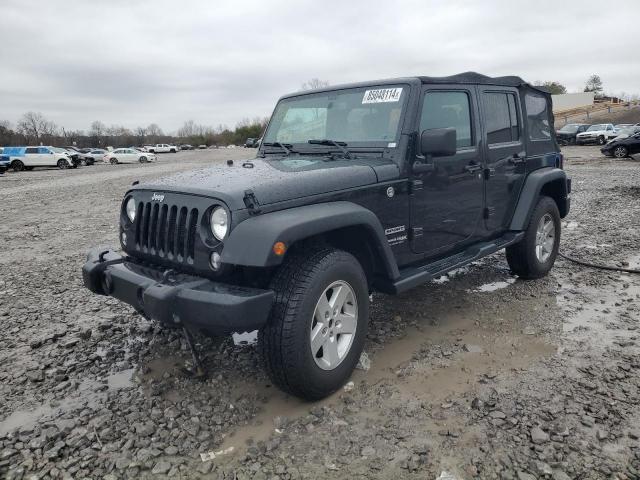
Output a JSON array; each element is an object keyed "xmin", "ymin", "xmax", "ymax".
[
  {"xmin": 535, "ymin": 213, "xmax": 555, "ymax": 263},
  {"xmin": 310, "ymin": 280, "xmax": 357, "ymax": 371}
]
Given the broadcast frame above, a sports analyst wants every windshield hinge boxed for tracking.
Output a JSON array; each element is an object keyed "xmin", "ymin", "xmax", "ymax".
[{"xmin": 243, "ymin": 189, "xmax": 261, "ymax": 215}]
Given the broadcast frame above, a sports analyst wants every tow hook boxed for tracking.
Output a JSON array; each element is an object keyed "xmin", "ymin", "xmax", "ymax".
[{"xmin": 181, "ymin": 326, "xmax": 207, "ymax": 379}]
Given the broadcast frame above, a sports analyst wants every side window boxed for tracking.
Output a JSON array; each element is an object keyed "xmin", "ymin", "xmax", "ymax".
[
  {"xmin": 420, "ymin": 91, "xmax": 472, "ymax": 148},
  {"xmin": 525, "ymin": 91, "xmax": 551, "ymax": 141},
  {"xmin": 25, "ymin": 147, "xmax": 38, "ymax": 154},
  {"xmin": 482, "ymin": 92, "xmax": 520, "ymax": 144}
]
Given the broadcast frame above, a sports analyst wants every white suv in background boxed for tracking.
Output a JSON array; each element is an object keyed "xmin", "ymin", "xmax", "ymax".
[
  {"xmin": 146, "ymin": 144, "xmax": 178, "ymax": 153},
  {"xmin": 575, "ymin": 124, "xmax": 617, "ymax": 145},
  {"xmin": 10, "ymin": 146, "xmax": 74, "ymax": 171}
]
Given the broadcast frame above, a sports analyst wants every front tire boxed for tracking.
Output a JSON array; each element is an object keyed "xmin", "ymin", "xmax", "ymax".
[
  {"xmin": 139, "ymin": 156, "xmax": 147, "ymax": 163},
  {"xmin": 57, "ymin": 159, "xmax": 67, "ymax": 169},
  {"xmin": 259, "ymin": 247, "xmax": 368, "ymax": 400},
  {"xmin": 613, "ymin": 145, "xmax": 628, "ymax": 158},
  {"xmin": 506, "ymin": 196, "xmax": 560, "ymax": 280},
  {"xmin": 110, "ymin": 158, "xmax": 118, "ymax": 165}
]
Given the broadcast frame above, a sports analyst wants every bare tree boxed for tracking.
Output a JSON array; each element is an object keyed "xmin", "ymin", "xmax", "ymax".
[
  {"xmin": 301, "ymin": 78, "xmax": 330, "ymax": 91},
  {"xmin": 135, "ymin": 126, "xmax": 147, "ymax": 143},
  {"xmin": 17, "ymin": 112, "xmax": 57, "ymax": 143},
  {"xmin": 178, "ymin": 120, "xmax": 196, "ymax": 138}
]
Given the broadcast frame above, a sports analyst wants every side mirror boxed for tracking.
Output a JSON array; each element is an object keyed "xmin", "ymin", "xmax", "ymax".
[
  {"xmin": 420, "ymin": 127, "xmax": 457, "ymax": 157},
  {"xmin": 413, "ymin": 128, "xmax": 457, "ymax": 173}
]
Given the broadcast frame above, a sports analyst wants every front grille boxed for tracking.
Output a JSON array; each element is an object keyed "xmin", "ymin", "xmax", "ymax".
[{"xmin": 134, "ymin": 200, "xmax": 199, "ymax": 263}]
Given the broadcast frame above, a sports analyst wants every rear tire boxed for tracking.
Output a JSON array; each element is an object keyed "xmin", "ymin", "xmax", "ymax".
[
  {"xmin": 110, "ymin": 158, "xmax": 118, "ymax": 165},
  {"xmin": 506, "ymin": 196, "xmax": 560, "ymax": 280},
  {"xmin": 613, "ymin": 146, "xmax": 628, "ymax": 158},
  {"xmin": 259, "ymin": 247, "xmax": 368, "ymax": 400},
  {"xmin": 12, "ymin": 160, "xmax": 24, "ymax": 172},
  {"xmin": 597, "ymin": 136, "xmax": 606, "ymax": 145}
]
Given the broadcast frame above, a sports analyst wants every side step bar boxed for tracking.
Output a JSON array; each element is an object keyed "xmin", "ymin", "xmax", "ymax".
[{"xmin": 375, "ymin": 231, "xmax": 524, "ymax": 294}]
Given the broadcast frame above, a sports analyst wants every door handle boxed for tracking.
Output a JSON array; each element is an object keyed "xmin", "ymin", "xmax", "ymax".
[
  {"xmin": 465, "ymin": 163, "xmax": 482, "ymax": 173},
  {"xmin": 508, "ymin": 153, "xmax": 526, "ymax": 165}
]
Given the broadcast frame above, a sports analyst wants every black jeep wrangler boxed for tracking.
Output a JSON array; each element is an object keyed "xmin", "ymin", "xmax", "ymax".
[{"xmin": 83, "ymin": 72, "xmax": 570, "ymax": 400}]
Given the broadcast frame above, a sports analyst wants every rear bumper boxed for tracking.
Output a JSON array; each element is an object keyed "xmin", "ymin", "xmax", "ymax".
[{"xmin": 82, "ymin": 248, "xmax": 274, "ymax": 334}]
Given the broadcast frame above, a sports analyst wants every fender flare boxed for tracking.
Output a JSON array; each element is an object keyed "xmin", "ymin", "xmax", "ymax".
[
  {"xmin": 221, "ymin": 201, "xmax": 400, "ymax": 279},
  {"xmin": 510, "ymin": 167, "xmax": 569, "ymax": 231}
]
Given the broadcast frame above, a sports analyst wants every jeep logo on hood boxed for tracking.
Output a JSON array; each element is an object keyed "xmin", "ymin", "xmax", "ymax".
[{"xmin": 151, "ymin": 193, "xmax": 165, "ymax": 202}]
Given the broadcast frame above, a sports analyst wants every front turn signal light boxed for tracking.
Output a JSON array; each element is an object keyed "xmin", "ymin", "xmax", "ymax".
[{"xmin": 273, "ymin": 242, "xmax": 286, "ymax": 256}]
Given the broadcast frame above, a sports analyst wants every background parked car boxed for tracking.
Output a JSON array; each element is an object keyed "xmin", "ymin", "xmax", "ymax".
[
  {"xmin": 83, "ymin": 148, "xmax": 108, "ymax": 164},
  {"xmin": 243, "ymin": 137, "xmax": 258, "ymax": 148},
  {"xmin": 609, "ymin": 125, "xmax": 640, "ymax": 141},
  {"xmin": 198, "ymin": 144, "xmax": 207, "ymax": 149},
  {"xmin": 0, "ymin": 154, "xmax": 9, "ymax": 174},
  {"xmin": 6, "ymin": 146, "xmax": 74, "ymax": 171},
  {"xmin": 104, "ymin": 148, "xmax": 156, "ymax": 164},
  {"xmin": 601, "ymin": 131, "xmax": 640, "ymax": 158},
  {"xmin": 65, "ymin": 146, "xmax": 94, "ymax": 166},
  {"xmin": 576, "ymin": 123, "xmax": 617, "ymax": 145},
  {"xmin": 146, "ymin": 144, "xmax": 178, "ymax": 153},
  {"xmin": 555, "ymin": 123, "xmax": 590, "ymax": 145},
  {"xmin": 180, "ymin": 144, "xmax": 194, "ymax": 150}
]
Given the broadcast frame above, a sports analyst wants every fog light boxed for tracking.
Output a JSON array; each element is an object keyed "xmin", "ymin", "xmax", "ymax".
[
  {"xmin": 121, "ymin": 232, "xmax": 127, "ymax": 245},
  {"xmin": 210, "ymin": 252, "xmax": 221, "ymax": 270}
]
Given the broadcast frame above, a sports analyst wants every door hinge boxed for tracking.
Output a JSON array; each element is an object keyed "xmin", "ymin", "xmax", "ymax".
[
  {"xmin": 483, "ymin": 168, "xmax": 495, "ymax": 180},
  {"xmin": 243, "ymin": 189, "xmax": 261, "ymax": 215},
  {"xmin": 408, "ymin": 179, "xmax": 423, "ymax": 194},
  {"xmin": 409, "ymin": 227, "xmax": 423, "ymax": 239},
  {"xmin": 483, "ymin": 207, "xmax": 490, "ymax": 219}
]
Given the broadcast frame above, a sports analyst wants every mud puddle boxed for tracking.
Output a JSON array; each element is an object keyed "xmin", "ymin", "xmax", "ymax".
[
  {"xmin": 0, "ymin": 369, "xmax": 135, "ymax": 436},
  {"xmin": 212, "ymin": 284, "xmax": 557, "ymax": 457}
]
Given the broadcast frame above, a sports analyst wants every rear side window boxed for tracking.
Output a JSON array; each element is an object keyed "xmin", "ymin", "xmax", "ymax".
[
  {"xmin": 25, "ymin": 147, "xmax": 38, "ymax": 154},
  {"xmin": 482, "ymin": 92, "xmax": 520, "ymax": 144},
  {"xmin": 525, "ymin": 92, "xmax": 551, "ymax": 141},
  {"xmin": 420, "ymin": 91, "xmax": 472, "ymax": 148}
]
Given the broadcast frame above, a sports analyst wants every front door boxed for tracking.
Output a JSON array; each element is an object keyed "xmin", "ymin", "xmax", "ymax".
[
  {"xmin": 410, "ymin": 87, "xmax": 484, "ymax": 256},
  {"xmin": 479, "ymin": 88, "xmax": 526, "ymax": 231}
]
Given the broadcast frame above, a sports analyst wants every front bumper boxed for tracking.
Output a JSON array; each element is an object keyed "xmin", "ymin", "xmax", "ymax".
[
  {"xmin": 82, "ymin": 248, "xmax": 274, "ymax": 334},
  {"xmin": 600, "ymin": 145, "xmax": 614, "ymax": 156}
]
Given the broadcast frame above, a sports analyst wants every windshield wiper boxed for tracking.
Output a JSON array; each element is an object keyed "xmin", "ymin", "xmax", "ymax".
[
  {"xmin": 308, "ymin": 139, "xmax": 353, "ymax": 159},
  {"xmin": 261, "ymin": 142, "xmax": 293, "ymax": 156}
]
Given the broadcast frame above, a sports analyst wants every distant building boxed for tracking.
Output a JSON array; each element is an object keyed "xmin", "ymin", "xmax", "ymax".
[{"xmin": 551, "ymin": 92, "xmax": 595, "ymax": 113}]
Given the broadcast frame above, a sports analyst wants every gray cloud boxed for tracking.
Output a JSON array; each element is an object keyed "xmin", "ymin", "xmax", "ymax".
[{"xmin": 1, "ymin": 0, "xmax": 637, "ymax": 133}]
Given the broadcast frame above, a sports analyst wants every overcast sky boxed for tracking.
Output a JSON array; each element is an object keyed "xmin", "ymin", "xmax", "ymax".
[{"xmin": 1, "ymin": 0, "xmax": 638, "ymax": 134}]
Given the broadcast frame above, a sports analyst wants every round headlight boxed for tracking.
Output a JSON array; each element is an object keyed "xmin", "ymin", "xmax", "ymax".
[
  {"xmin": 210, "ymin": 207, "xmax": 228, "ymax": 241},
  {"xmin": 125, "ymin": 197, "xmax": 136, "ymax": 222}
]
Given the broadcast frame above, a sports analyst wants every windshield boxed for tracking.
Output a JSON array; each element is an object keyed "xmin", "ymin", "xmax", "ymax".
[
  {"xmin": 51, "ymin": 147, "xmax": 67, "ymax": 153},
  {"xmin": 559, "ymin": 124, "xmax": 580, "ymax": 133},
  {"xmin": 263, "ymin": 85, "xmax": 408, "ymax": 146},
  {"xmin": 587, "ymin": 124, "xmax": 606, "ymax": 131}
]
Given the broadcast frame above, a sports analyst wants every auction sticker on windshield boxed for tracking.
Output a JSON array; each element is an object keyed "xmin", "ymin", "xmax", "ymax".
[{"xmin": 362, "ymin": 88, "xmax": 403, "ymax": 104}]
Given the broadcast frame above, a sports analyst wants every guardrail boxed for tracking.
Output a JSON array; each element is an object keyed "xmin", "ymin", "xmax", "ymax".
[{"xmin": 555, "ymin": 101, "xmax": 640, "ymax": 125}]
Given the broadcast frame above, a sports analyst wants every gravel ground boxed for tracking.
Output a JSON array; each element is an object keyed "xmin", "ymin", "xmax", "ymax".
[{"xmin": 0, "ymin": 146, "xmax": 639, "ymax": 480}]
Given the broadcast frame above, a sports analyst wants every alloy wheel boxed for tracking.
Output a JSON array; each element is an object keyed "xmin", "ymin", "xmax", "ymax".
[
  {"xmin": 535, "ymin": 213, "xmax": 555, "ymax": 263},
  {"xmin": 310, "ymin": 280, "xmax": 358, "ymax": 371}
]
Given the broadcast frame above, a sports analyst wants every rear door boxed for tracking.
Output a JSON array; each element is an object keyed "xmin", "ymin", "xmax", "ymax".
[
  {"xmin": 24, "ymin": 147, "xmax": 40, "ymax": 166},
  {"xmin": 479, "ymin": 87, "xmax": 526, "ymax": 232}
]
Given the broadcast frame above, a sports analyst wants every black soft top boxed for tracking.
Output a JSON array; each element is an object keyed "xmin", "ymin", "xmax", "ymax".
[{"xmin": 418, "ymin": 71, "xmax": 548, "ymax": 93}]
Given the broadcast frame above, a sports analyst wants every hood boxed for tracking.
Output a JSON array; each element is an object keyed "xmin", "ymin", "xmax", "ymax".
[{"xmin": 135, "ymin": 156, "xmax": 386, "ymax": 210}]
